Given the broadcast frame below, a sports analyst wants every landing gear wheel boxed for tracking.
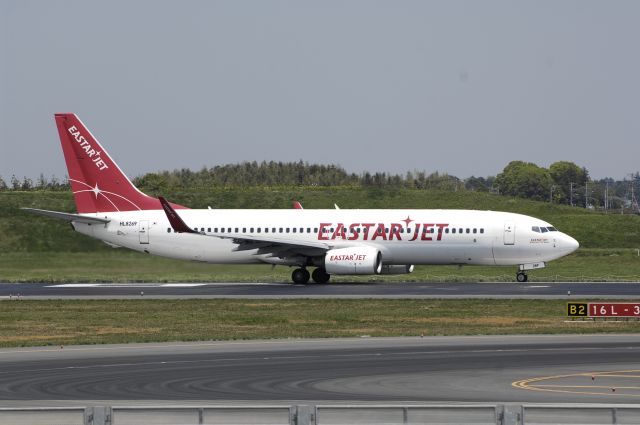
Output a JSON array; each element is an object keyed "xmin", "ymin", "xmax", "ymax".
[
  {"xmin": 291, "ymin": 268, "xmax": 310, "ymax": 284},
  {"xmin": 311, "ymin": 268, "xmax": 331, "ymax": 284},
  {"xmin": 516, "ymin": 272, "xmax": 528, "ymax": 283}
]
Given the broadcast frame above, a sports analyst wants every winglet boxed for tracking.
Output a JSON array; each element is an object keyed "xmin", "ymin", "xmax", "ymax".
[
  {"xmin": 159, "ymin": 197, "xmax": 198, "ymax": 233},
  {"xmin": 292, "ymin": 200, "xmax": 303, "ymax": 209}
]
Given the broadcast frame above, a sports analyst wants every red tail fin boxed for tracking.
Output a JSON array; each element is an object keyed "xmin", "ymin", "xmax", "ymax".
[{"xmin": 55, "ymin": 113, "xmax": 186, "ymax": 213}]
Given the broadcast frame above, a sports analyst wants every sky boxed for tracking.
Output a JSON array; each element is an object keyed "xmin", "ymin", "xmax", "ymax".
[{"xmin": 1, "ymin": 0, "xmax": 639, "ymax": 182}]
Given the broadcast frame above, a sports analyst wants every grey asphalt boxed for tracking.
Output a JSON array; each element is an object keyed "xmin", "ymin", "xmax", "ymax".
[
  {"xmin": 0, "ymin": 281, "xmax": 638, "ymax": 299},
  {"xmin": 0, "ymin": 335, "xmax": 639, "ymax": 405}
]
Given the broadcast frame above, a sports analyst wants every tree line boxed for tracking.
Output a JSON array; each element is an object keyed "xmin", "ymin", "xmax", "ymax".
[{"xmin": 2, "ymin": 160, "xmax": 639, "ymax": 212}]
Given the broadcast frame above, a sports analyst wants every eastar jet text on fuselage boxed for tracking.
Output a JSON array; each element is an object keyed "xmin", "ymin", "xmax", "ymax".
[{"xmin": 23, "ymin": 114, "xmax": 580, "ymax": 284}]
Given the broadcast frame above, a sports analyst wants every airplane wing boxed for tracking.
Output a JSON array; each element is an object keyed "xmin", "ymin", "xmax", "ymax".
[
  {"xmin": 158, "ymin": 197, "xmax": 332, "ymax": 257},
  {"xmin": 21, "ymin": 208, "xmax": 110, "ymax": 224}
]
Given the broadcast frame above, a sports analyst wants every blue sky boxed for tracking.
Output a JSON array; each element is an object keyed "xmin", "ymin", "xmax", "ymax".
[{"xmin": 2, "ymin": 0, "xmax": 639, "ymax": 181}]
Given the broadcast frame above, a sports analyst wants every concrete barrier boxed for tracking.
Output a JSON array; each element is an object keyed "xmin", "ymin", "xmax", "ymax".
[{"xmin": 1, "ymin": 403, "xmax": 639, "ymax": 424}]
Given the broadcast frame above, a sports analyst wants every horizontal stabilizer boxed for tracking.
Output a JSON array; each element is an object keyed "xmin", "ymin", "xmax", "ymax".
[{"xmin": 21, "ymin": 208, "xmax": 110, "ymax": 224}]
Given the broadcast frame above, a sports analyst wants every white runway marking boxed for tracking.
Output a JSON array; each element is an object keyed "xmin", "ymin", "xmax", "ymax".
[
  {"xmin": 528, "ymin": 285, "xmax": 550, "ymax": 288},
  {"xmin": 45, "ymin": 282, "xmax": 288, "ymax": 288}
]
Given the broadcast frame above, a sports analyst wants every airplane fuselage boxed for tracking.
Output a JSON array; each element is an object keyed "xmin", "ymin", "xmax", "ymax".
[{"xmin": 74, "ymin": 208, "xmax": 577, "ymax": 268}]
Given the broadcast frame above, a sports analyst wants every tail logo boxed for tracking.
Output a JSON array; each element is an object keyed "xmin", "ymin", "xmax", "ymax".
[
  {"xmin": 68, "ymin": 126, "xmax": 109, "ymax": 171},
  {"xmin": 69, "ymin": 178, "xmax": 142, "ymax": 211}
]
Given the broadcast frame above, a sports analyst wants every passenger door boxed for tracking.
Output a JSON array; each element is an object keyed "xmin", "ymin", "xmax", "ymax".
[
  {"xmin": 138, "ymin": 220, "xmax": 149, "ymax": 244},
  {"xmin": 503, "ymin": 222, "xmax": 515, "ymax": 245}
]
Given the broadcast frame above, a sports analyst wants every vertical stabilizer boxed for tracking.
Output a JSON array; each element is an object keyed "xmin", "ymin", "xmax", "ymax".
[{"xmin": 54, "ymin": 113, "xmax": 186, "ymax": 213}]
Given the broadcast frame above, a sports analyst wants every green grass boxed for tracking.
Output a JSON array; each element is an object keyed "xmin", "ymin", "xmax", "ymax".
[
  {"xmin": 3, "ymin": 189, "xmax": 640, "ymax": 252},
  {"xmin": 0, "ymin": 299, "xmax": 637, "ymax": 348},
  {"xmin": 2, "ymin": 189, "xmax": 639, "ymax": 282},
  {"xmin": 1, "ymin": 248, "xmax": 638, "ymax": 283}
]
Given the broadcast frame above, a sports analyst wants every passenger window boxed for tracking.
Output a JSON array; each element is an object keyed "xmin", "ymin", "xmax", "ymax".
[
  {"xmin": 227, "ymin": 227, "xmax": 231, "ymax": 233},
  {"xmin": 220, "ymin": 228, "xmax": 225, "ymax": 233},
  {"xmin": 250, "ymin": 227, "xmax": 254, "ymax": 233},
  {"xmin": 242, "ymin": 227, "xmax": 246, "ymax": 233},
  {"xmin": 314, "ymin": 228, "xmax": 318, "ymax": 233},
  {"xmin": 286, "ymin": 228, "xmax": 290, "ymax": 233},
  {"xmin": 438, "ymin": 227, "xmax": 443, "ymax": 233},
  {"xmin": 466, "ymin": 228, "xmax": 470, "ymax": 233},
  {"xmin": 473, "ymin": 228, "xmax": 477, "ymax": 234},
  {"xmin": 272, "ymin": 227, "xmax": 276, "ymax": 233},
  {"xmin": 459, "ymin": 228, "xmax": 463, "ymax": 233},
  {"xmin": 235, "ymin": 228, "xmax": 238, "ymax": 233},
  {"xmin": 293, "ymin": 228, "xmax": 297, "ymax": 233},
  {"xmin": 214, "ymin": 228, "xmax": 218, "ymax": 232},
  {"xmin": 430, "ymin": 228, "xmax": 435, "ymax": 233},
  {"xmin": 279, "ymin": 228, "xmax": 283, "ymax": 233},
  {"xmin": 257, "ymin": 228, "xmax": 261, "ymax": 233},
  {"xmin": 265, "ymin": 228, "xmax": 269, "ymax": 233},
  {"xmin": 208, "ymin": 228, "xmax": 211, "ymax": 233},
  {"xmin": 445, "ymin": 228, "xmax": 449, "ymax": 233},
  {"xmin": 201, "ymin": 227, "xmax": 205, "ymax": 232},
  {"xmin": 452, "ymin": 228, "xmax": 456, "ymax": 234},
  {"xmin": 167, "ymin": 228, "xmax": 171, "ymax": 233},
  {"xmin": 480, "ymin": 228, "xmax": 484, "ymax": 234},
  {"xmin": 307, "ymin": 228, "xmax": 311, "ymax": 233}
]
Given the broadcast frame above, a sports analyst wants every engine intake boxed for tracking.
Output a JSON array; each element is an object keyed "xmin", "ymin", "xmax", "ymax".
[{"xmin": 324, "ymin": 247, "xmax": 382, "ymax": 275}]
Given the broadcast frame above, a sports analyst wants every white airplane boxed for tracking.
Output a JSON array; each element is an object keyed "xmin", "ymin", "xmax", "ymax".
[{"xmin": 24, "ymin": 113, "xmax": 579, "ymax": 284}]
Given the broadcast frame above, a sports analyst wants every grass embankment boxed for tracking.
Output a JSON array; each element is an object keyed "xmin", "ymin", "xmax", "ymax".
[
  {"xmin": 2, "ymin": 190, "xmax": 640, "ymax": 282},
  {"xmin": 4, "ymin": 189, "xmax": 640, "ymax": 252},
  {"xmin": 1, "ymin": 249, "xmax": 639, "ymax": 283},
  {"xmin": 0, "ymin": 299, "xmax": 637, "ymax": 348}
]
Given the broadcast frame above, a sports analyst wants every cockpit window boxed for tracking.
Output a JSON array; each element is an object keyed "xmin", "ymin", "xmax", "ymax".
[
  {"xmin": 531, "ymin": 226, "xmax": 540, "ymax": 233},
  {"xmin": 547, "ymin": 226, "xmax": 557, "ymax": 232},
  {"xmin": 540, "ymin": 227, "xmax": 548, "ymax": 233}
]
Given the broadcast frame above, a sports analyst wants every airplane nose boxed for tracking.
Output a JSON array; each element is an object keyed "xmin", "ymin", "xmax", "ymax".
[{"xmin": 564, "ymin": 234, "xmax": 579, "ymax": 254}]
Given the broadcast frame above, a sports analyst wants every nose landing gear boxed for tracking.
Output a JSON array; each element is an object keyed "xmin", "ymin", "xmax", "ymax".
[{"xmin": 516, "ymin": 272, "xmax": 528, "ymax": 283}]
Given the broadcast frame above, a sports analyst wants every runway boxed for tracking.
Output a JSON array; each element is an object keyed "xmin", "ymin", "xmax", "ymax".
[
  {"xmin": 0, "ymin": 335, "xmax": 639, "ymax": 405},
  {"xmin": 0, "ymin": 281, "xmax": 638, "ymax": 299}
]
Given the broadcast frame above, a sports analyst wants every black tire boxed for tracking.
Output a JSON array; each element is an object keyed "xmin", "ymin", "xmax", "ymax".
[
  {"xmin": 516, "ymin": 272, "xmax": 528, "ymax": 283},
  {"xmin": 292, "ymin": 268, "xmax": 310, "ymax": 284},
  {"xmin": 311, "ymin": 268, "xmax": 331, "ymax": 284}
]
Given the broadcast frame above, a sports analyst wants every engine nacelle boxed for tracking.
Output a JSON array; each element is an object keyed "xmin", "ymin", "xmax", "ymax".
[
  {"xmin": 379, "ymin": 265, "xmax": 415, "ymax": 275},
  {"xmin": 324, "ymin": 246, "xmax": 382, "ymax": 275}
]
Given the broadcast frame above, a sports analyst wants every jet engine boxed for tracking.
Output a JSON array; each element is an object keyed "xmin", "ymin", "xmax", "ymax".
[{"xmin": 324, "ymin": 246, "xmax": 382, "ymax": 275}]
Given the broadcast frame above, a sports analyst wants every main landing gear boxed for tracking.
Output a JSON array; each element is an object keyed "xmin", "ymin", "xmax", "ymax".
[
  {"xmin": 516, "ymin": 272, "xmax": 528, "ymax": 283},
  {"xmin": 311, "ymin": 267, "xmax": 330, "ymax": 284},
  {"xmin": 291, "ymin": 267, "xmax": 331, "ymax": 284},
  {"xmin": 291, "ymin": 268, "xmax": 310, "ymax": 284}
]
